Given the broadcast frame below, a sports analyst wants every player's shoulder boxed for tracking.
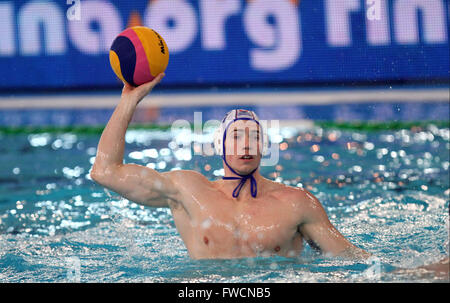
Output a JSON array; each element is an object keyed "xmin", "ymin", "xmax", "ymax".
[
  {"xmin": 266, "ymin": 179, "xmax": 306, "ymax": 197},
  {"xmin": 162, "ymin": 169, "xmax": 210, "ymax": 184},
  {"xmin": 268, "ymin": 181, "xmax": 320, "ymax": 208}
]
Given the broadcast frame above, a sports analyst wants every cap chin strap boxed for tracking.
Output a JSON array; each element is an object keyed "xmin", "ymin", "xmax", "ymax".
[
  {"xmin": 221, "ymin": 118, "xmax": 260, "ymax": 198},
  {"xmin": 222, "ymin": 166, "xmax": 258, "ymax": 198}
]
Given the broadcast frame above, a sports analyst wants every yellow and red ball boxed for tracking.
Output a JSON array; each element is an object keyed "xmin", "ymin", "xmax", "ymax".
[{"xmin": 109, "ymin": 26, "xmax": 169, "ymax": 87}]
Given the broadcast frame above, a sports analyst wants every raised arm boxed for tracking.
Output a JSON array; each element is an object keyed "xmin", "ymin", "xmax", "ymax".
[
  {"xmin": 298, "ymin": 190, "xmax": 371, "ymax": 260},
  {"xmin": 90, "ymin": 74, "xmax": 180, "ymax": 208}
]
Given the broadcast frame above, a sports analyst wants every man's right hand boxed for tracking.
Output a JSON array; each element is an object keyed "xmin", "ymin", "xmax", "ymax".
[{"xmin": 121, "ymin": 73, "xmax": 165, "ymax": 105}]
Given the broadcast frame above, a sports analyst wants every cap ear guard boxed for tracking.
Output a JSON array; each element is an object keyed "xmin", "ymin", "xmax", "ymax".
[
  {"xmin": 213, "ymin": 127, "xmax": 224, "ymax": 155},
  {"xmin": 260, "ymin": 130, "xmax": 269, "ymax": 156}
]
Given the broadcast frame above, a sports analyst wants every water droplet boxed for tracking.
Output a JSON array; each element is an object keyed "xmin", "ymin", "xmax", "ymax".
[
  {"xmin": 287, "ymin": 250, "xmax": 297, "ymax": 258},
  {"xmin": 201, "ymin": 218, "xmax": 212, "ymax": 229}
]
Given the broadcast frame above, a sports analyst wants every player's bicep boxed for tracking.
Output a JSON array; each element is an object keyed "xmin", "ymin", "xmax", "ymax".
[
  {"xmin": 298, "ymin": 192, "xmax": 353, "ymax": 255},
  {"xmin": 299, "ymin": 217, "xmax": 352, "ymax": 256},
  {"xmin": 92, "ymin": 163, "xmax": 180, "ymax": 207}
]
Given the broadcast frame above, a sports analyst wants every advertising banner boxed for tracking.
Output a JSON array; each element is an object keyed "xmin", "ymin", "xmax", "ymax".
[{"xmin": 0, "ymin": 0, "xmax": 448, "ymax": 89}]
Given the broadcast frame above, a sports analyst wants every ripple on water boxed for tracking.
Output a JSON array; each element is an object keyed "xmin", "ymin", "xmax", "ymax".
[{"xmin": 0, "ymin": 127, "xmax": 448, "ymax": 282}]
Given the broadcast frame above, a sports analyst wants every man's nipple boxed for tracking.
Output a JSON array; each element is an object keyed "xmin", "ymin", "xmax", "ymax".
[{"xmin": 203, "ymin": 236, "xmax": 209, "ymax": 245}]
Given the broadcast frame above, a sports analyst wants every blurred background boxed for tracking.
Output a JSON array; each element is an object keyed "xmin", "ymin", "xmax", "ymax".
[{"xmin": 0, "ymin": 0, "xmax": 448, "ymax": 127}]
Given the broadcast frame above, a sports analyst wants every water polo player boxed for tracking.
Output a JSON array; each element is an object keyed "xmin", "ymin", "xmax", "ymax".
[{"xmin": 90, "ymin": 75, "xmax": 371, "ymax": 260}]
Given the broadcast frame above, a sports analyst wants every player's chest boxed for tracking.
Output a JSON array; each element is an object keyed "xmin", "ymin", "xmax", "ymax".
[{"xmin": 190, "ymin": 196, "xmax": 296, "ymax": 245}]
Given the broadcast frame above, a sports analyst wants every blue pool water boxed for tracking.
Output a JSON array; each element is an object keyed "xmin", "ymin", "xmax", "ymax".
[{"xmin": 0, "ymin": 123, "xmax": 448, "ymax": 282}]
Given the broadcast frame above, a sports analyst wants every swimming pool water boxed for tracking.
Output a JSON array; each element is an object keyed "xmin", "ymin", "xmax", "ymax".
[{"xmin": 0, "ymin": 124, "xmax": 448, "ymax": 282}]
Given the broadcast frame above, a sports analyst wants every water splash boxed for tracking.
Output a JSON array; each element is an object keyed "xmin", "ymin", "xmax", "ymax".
[{"xmin": 0, "ymin": 125, "xmax": 448, "ymax": 282}]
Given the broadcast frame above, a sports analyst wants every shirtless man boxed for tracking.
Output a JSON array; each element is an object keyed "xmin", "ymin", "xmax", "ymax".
[{"xmin": 90, "ymin": 74, "xmax": 371, "ymax": 260}]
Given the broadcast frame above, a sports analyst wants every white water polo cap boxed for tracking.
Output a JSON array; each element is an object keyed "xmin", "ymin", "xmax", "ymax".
[
  {"xmin": 213, "ymin": 109, "xmax": 269, "ymax": 198},
  {"xmin": 213, "ymin": 109, "xmax": 269, "ymax": 156}
]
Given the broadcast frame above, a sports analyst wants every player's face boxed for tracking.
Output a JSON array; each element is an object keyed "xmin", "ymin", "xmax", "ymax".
[{"xmin": 223, "ymin": 120, "xmax": 262, "ymax": 175}]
